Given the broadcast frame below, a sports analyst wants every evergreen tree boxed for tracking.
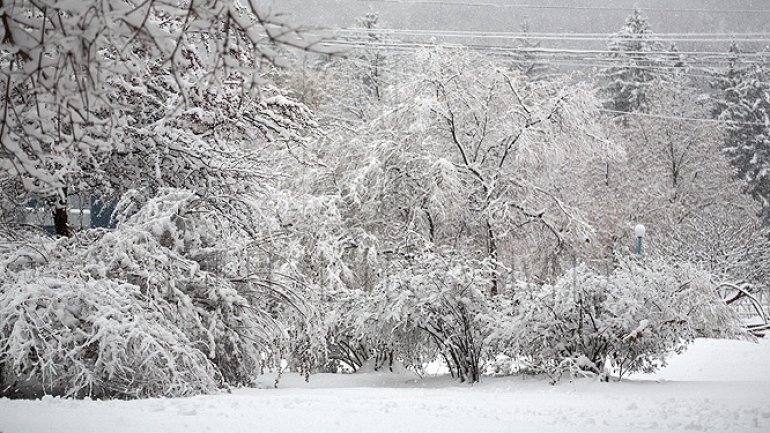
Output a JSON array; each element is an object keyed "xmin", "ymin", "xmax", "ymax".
[
  {"xmin": 713, "ymin": 44, "xmax": 770, "ymax": 224},
  {"xmin": 712, "ymin": 43, "xmax": 747, "ymax": 116},
  {"xmin": 510, "ymin": 20, "xmax": 550, "ymax": 78},
  {"xmin": 601, "ymin": 9, "xmax": 670, "ymax": 116},
  {"xmin": 718, "ymin": 46, "xmax": 770, "ymax": 224},
  {"xmin": 355, "ymin": 12, "xmax": 387, "ymax": 100}
]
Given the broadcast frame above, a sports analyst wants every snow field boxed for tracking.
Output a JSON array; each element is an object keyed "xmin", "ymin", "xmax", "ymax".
[{"xmin": 1, "ymin": 338, "xmax": 769, "ymax": 433}]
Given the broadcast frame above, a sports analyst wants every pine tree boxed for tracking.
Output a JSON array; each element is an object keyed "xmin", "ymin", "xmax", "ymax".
[
  {"xmin": 601, "ymin": 8, "xmax": 669, "ymax": 116},
  {"xmin": 713, "ymin": 44, "xmax": 770, "ymax": 224},
  {"xmin": 510, "ymin": 20, "xmax": 549, "ymax": 78},
  {"xmin": 356, "ymin": 12, "xmax": 386, "ymax": 100},
  {"xmin": 712, "ymin": 43, "xmax": 747, "ymax": 117}
]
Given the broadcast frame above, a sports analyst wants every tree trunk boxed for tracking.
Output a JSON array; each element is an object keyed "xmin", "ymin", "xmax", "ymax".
[
  {"xmin": 53, "ymin": 187, "xmax": 71, "ymax": 237},
  {"xmin": 486, "ymin": 219, "xmax": 500, "ymax": 296}
]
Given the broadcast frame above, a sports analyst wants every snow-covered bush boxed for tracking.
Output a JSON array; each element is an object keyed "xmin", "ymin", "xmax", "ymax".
[
  {"xmin": 488, "ymin": 261, "xmax": 742, "ymax": 382},
  {"xmin": 0, "ymin": 189, "xmax": 303, "ymax": 398},
  {"xmin": 338, "ymin": 251, "xmax": 494, "ymax": 382},
  {"xmin": 0, "ymin": 276, "xmax": 219, "ymax": 398}
]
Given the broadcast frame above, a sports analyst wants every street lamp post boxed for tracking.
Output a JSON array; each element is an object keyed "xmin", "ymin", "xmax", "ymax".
[{"xmin": 634, "ymin": 224, "xmax": 646, "ymax": 258}]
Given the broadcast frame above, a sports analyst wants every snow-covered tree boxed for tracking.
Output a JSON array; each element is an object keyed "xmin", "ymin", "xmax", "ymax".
[
  {"xmin": 712, "ymin": 45, "xmax": 770, "ymax": 224},
  {"xmin": 581, "ymin": 78, "xmax": 764, "ymax": 278},
  {"xmin": 0, "ymin": 0, "xmax": 319, "ymax": 235},
  {"xmin": 262, "ymin": 47, "xmax": 620, "ymax": 375},
  {"xmin": 600, "ymin": 9, "xmax": 676, "ymax": 117},
  {"xmin": 0, "ymin": 0, "xmax": 328, "ymax": 397},
  {"xmin": 362, "ymin": 48, "xmax": 610, "ymax": 291},
  {"xmin": 309, "ymin": 12, "xmax": 401, "ymax": 125},
  {"xmin": 281, "ymin": 47, "xmax": 627, "ymax": 377},
  {"xmin": 508, "ymin": 20, "xmax": 550, "ymax": 78}
]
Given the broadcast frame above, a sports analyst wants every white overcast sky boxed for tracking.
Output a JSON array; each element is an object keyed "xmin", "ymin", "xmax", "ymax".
[{"xmin": 270, "ymin": 0, "xmax": 769, "ymax": 34}]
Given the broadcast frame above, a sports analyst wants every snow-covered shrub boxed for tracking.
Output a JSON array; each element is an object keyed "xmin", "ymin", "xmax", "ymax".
[
  {"xmin": 341, "ymin": 251, "xmax": 494, "ymax": 382},
  {"xmin": 93, "ymin": 190, "xmax": 289, "ymax": 384},
  {"xmin": 325, "ymin": 286, "xmax": 430, "ymax": 374},
  {"xmin": 0, "ymin": 275, "xmax": 219, "ymax": 398},
  {"xmin": 488, "ymin": 261, "xmax": 742, "ymax": 382},
  {"xmin": 0, "ymin": 189, "xmax": 303, "ymax": 398}
]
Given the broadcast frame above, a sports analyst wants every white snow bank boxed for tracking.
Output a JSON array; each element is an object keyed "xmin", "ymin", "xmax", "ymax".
[
  {"xmin": 1, "ymin": 338, "xmax": 768, "ymax": 433},
  {"xmin": 631, "ymin": 337, "xmax": 770, "ymax": 382}
]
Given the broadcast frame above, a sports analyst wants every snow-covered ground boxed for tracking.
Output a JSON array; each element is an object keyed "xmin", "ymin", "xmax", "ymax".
[{"xmin": 2, "ymin": 338, "xmax": 769, "ymax": 433}]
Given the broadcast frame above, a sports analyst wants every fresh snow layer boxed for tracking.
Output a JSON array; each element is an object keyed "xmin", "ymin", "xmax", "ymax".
[
  {"xmin": 630, "ymin": 337, "xmax": 770, "ymax": 382},
  {"xmin": 2, "ymin": 338, "xmax": 770, "ymax": 433}
]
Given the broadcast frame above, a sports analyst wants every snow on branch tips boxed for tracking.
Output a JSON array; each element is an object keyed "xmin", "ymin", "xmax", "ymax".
[
  {"xmin": 0, "ymin": 0, "xmax": 320, "ymax": 235},
  {"xmin": 0, "ymin": 188, "xmax": 309, "ymax": 398},
  {"xmin": 486, "ymin": 261, "xmax": 744, "ymax": 382}
]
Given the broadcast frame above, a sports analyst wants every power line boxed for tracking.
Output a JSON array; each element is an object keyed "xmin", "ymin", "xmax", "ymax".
[
  {"xmin": 322, "ymin": 28, "xmax": 770, "ymax": 83},
  {"xmin": 326, "ymin": 39, "xmax": 770, "ymax": 59},
  {"xmin": 601, "ymin": 109, "xmax": 769, "ymax": 127},
  {"xmin": 335, "ymin": 28, "xmax": 770, "ymax": 44},
  {"xmin": 339, "ymin": 29, "xmax": 770, "ymax": 38},
  {"xmin": 322, "ymin": 41, "xmax": 770, "ymax": 80},
  {"xmin": 328, "ymin": 28, "xmax": 770, "ymax": 68},
  {"xmin": 327, "ymin": 37, "xmax": 770, "ymax": 68},
  {"xmin": 356, "ymin": 0, "xmax": 770, "ymax": 14},
  {"xmin": 329, "ymin": 42, "xmax": 730, "ymax": 67},
  {"xmin": 326, "ymin": 43, "xmax": 770, "ymax": 86},
  {"xmin": 328, "ymin": 36, "xmax": 768, "ymax": 59}
]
